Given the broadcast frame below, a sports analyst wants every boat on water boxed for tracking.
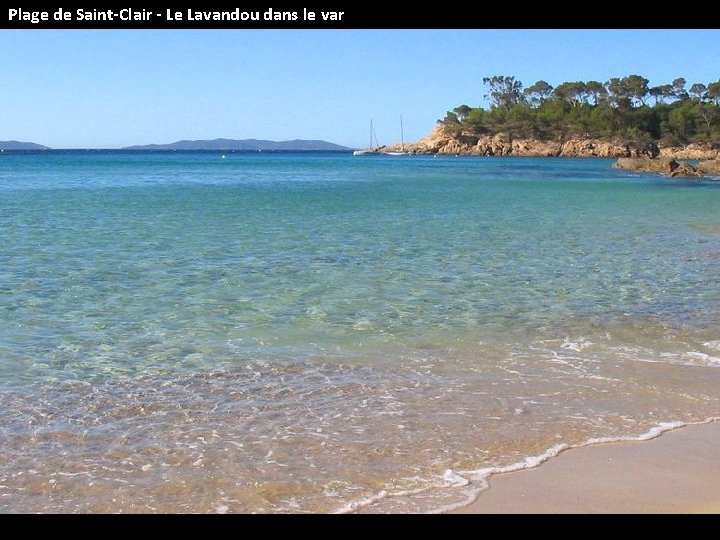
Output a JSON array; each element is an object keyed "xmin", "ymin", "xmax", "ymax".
[
  {"xmin": 383, "ymin": 116, "xmax": 410, "ymax": 156},
  {"xmin": 353, "ymin": 119, "xmax": 383, "ymax": 156},
  {"xmin": 354, "ymin": 117, "xmax": 412, "ymax": 156},
  {"xmin": 352, "ymin": 148, "xmax": 383, "ymax": 156}
]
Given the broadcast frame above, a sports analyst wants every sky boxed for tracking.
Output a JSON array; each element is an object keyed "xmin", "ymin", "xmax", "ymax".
[{"xmin": 1, "ymin": 29, "xmax": 718, "ymax": 149}]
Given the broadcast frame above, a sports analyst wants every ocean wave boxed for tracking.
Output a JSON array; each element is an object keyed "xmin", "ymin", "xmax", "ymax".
[{"xmin": 334, "ymin": 417, "xmax": 720, "ymax": 514}]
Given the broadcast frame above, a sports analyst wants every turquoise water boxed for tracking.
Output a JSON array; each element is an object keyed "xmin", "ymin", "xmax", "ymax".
[{"xmin": 2, "ymin": 151, "xmax": 720, "ymax": 512}]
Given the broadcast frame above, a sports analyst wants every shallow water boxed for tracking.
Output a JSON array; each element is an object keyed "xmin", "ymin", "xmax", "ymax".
[{"xmin": 1, "ymin": 151, "xmax": 720, "ymax": 512}]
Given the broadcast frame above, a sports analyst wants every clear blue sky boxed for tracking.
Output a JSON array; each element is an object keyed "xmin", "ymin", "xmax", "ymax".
[{"xmin": 2, "ymin": 30, "xmax": 718, "ymax": 149}]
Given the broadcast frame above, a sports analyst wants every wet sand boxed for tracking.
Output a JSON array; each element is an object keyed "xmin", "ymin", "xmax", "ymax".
[{"xmin": 451, "ymin": 421, "xmax": 720, "ymax": 514}]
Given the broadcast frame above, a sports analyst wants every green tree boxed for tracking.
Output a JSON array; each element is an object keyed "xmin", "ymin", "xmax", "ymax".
[
  {"xmin": 440, "ymin": 111, "xmax": 460, "ymax": 127},
  {"xmin": 588, "ymin": 103, "xmax": 616, "ymax": 138},
  {"xmin": 629, "ymin": 106, "xmax": 661, "ymax": 139},
  {"xmin": 605, "ymin": 78, "xmax": 632, "ymax": 110},
  {"xmin": 622, "ymin": 75, "xmax": 649, "ymax": 106},
  {"xmin": 482, "ymin": 75, "xmax": 524, "ymax": 109},
  {"xmin": 585, "ymin": 81, "xmax": 607, "ymax": 105},
  {"xmin": 442, "ymin": 74, "xmax": 720, "ymax": 147},
  {"xmin": 707, "ymin": 81, "xmax": 720, "ymax": 105},
  {"xmin": 649, "ymin": 85, "xmax": 674, "ymax": 105},
  {"xmin": 453, "ymin": 105, "xmax": 472, "ymax": 122},
  {"xmin": 464, "ymin": 108, "xmax": 488, "ymax": 132},
  {"xmin": 696, "ymin": 103, "xmax": 718, "ymax": 131},
  {"xmin": 505, "ymin": 103, "xmax": 536, "ymax": 137},
  {"xmin": 554, "ymin": 81, "xmax": 588, "ymax": 107},
  {"xmin": 523, "ymin": 80, "xmax": 554, "ymax": 107},
  {"xmin": 672, "ymin": 77, "xmax": 688, "ymax": 101},
  {"xmin": 689, "ymin": 83, "xmax": 707, "ymax": 102},
  {"xmin": 668, "ymin": 101, "xmax": 696, "ymax": 142}
]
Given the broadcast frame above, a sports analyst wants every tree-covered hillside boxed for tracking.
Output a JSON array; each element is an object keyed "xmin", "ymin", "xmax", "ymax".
[{"xmin": 441, "ymin": 76, "xmax": 720, "ymax": 148}]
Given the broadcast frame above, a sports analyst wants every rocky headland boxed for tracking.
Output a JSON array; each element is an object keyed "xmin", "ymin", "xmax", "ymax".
[
  {"xmin": 379, "ymin": 126, "xmax": 719, "ymax": 178},
  {"xmin": 382, "ymin": 126, "xmax": 720, "ymax": 161}
]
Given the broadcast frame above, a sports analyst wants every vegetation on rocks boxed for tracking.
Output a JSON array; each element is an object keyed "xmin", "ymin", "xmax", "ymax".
[{"xmin": 440, "ymin": 75, "xmax": 720, "ymax": 152}]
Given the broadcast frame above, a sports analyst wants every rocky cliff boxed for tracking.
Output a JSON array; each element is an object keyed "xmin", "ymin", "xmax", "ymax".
[{"xmin": 383, "ymin": 126, "xmax": 720, "ymax": 160}]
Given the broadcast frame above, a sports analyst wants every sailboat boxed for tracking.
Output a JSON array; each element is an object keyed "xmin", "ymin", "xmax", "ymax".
[
  {"xmin": 353, "ymin": 119, "xmax": 383, "ymax": 156},
  {"xmin": 383, "ymin": 116, "xmax": 410, "ymax": 156}
]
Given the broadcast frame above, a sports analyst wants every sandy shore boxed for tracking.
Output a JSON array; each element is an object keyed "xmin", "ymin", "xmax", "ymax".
[{"xmin": 451, "ymin": 421, "xmax": 720, "ymax": 514}]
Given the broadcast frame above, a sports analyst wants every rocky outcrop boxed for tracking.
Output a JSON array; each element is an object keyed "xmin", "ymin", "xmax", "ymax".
[
  {"xmin": 698, "ymin": 160, "xmax": 720, "ymax": 176},
  {"xmin": 559, "ymin": 139, "xmax": 656, "ymax": 158},
  {"xmin": 473, "ymin": 133, "xmax": 510, "ymax": 156},
  {"xmin": 511, "ymin": 139, "xmax": 562, "ymax": 157},
  {"xmin": 403, "ymin": 126, "xmax": 465, "ymax": 154},
  {"xmin": 615, "ymin": 157, "xmax": 681, "ymax": 174},
  {"xmin": 385, "ymin": 126, "xmax": 666, "ymax": 158},
  {"xmin": 672, "ymin": 162, "xmax": 701, "ymax": 177},
  {"xmin": 613, "ymin": 157, "xmax": 704, "ymax": 177},
  {"xmin": 658, "ymin": 144, "xmax": 719, "ymax": 160}
]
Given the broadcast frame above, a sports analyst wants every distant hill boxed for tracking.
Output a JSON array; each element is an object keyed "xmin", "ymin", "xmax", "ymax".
[
  {"xmin": 125, "ymin": 138, "xmax": 351, "ymax": 151},
  {"xmin": 0, "ymin": 141, "xmax": 50, "ymax": 150}
]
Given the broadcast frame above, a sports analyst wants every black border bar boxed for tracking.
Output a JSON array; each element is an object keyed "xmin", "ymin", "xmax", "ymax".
[{"xmin": 0, "ymin": 6, "xmax": 712, "ymax": 29}]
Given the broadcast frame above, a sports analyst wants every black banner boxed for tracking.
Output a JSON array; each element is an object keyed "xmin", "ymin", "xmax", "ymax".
[{"xmin": 0, "ymin": 6, "xmax": 710, "ymax": 29}]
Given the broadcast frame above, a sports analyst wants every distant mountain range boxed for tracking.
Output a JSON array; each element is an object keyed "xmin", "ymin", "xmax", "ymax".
[
  {"xmin": 124, "ymin": 138, "xmax": 351, "ymax": 151},
  {"xmin": 0, "ymin": 138, "xmax": 350, "ymax": 151},
  {"xmin": 0, "ymin": 141, "xmax": 50, "ymax": 150}
]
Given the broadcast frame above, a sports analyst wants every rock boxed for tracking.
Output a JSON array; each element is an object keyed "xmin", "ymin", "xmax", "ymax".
[
  {"xmin": 559, "ymin": 139, "xmax": 660, "ymax": 158},
  {"xmin": 698, "ymin": 160, "xmax": 720, "ymax": 176},
  {"xmin": 511, "ymin": 139, "xmax": 562, "ymax": 157},
  {"xmin": 437, "ymin": 138, "xmax": 471, "ymax": 155},
  {"xmin": 659, "ymin": 144, "xmax": 719, "ymax": 160},
  {"xmin": 395, "ymin": 126, "xmax": 718, "ymax": 164},
  {"xmin": 414, "ymin": 126, "xmax": 461, "ymax": 154},
  {"xmin": 474, "ymin": 133, "xmax": 512, "ymax": 156},
  {"xmin": 560, "ymin": 139, "xmax": 633, "ymax": 158},
  {"xmin": 614, "ymin": 157, "xmax": 676, "ymax": 173},
  {"xmin": 670, "ymin": 163, "xmax": 700, "ymax": 177},
  {"xmin": 614, "ymin": 157, "xmax": 700, "ymax": 176},
  {"xmin": 473, "ymin": 134, "xmax": 560, "ymax": 157}
]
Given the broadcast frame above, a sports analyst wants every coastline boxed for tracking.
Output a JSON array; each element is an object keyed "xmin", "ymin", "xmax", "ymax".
[
  {"xmin": 450, "ymin": 420, "xmax": 720, "ymax": 514},
  {"xmin": 381, "ymin": 126, "xmax": 720, "ymax": 160}
]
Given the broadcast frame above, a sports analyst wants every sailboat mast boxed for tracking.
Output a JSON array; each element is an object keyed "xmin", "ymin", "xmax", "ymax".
[
  {"xmin": 369, "ymin": 119, "xmax": 374, "ymax": 149},
  {"xmin": 400, "ymin": 115, "xmax": 404, "ymax": 151}
]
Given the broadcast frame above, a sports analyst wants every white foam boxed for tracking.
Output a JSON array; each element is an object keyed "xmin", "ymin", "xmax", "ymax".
[
  {"xmin": 442, "ymin": 469, "xmax": 470, "ymax": 487},
  {"xmin": 331, "ymin": 417, "xmax": 720, "ymax": 514},
  {"xmin": 584, "ymin": 421, "xmax": 685, "ymax": 445},
  {"xmin": 460, "ymin": 443, "xmax": 569, "ymax": 484},
  {"xmin": 684, "ymin": 352, "xmax": 720, "ymax": 366},
  {"xmin": 332, "ymin": 470, "xmax": 468, "ymax": 514},
  {"xmin": 560, "ymin": 337, "xmax": 593, "ymax": 352},
  {"xmin": 332, "ymin": 489, "xmax": 396, "ymax": 514}
]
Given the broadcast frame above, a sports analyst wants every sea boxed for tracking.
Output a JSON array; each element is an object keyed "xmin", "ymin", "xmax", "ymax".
[{"xmin": 1, "ymin": 150, "xmax": 720, "ymax": 513}]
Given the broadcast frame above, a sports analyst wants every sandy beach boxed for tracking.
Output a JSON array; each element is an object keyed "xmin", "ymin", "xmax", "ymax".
[{"xmin": 451, "ymin": 421, "xmax": 720, "ymax": 514}]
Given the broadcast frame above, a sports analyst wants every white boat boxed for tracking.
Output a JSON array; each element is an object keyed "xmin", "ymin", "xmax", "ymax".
[
  {"xmin": 353, "ymin": 119, "xmax": 383, "ymax": 156},
  {"xmin": 353, "ymin": 148, "xmax": 381, "ymax": 156},
  {"xmin": 383, "ymin": 116, "xmax": 410, "ymax": 156}
]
